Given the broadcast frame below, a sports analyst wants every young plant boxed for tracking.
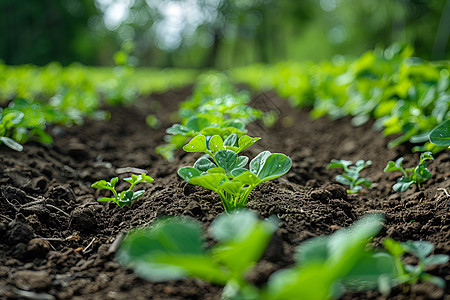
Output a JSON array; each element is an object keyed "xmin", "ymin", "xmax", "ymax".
[
  {"xmin": 118, "ymin": 211, "xmax": 438, "ymax": 300},
  {"xmin": 383, "ymin": 152, "xmax": 434, "ymax": 192},
  {"xmin": 383, "ymin": 239, "xmax": 449, "ymax": 289},
  {"xmin": 326, "ymin": 159, "xmax": 372, "ymax": 193},
  {"xmin": 91, "ymin": 173, "xmax": 154, "ymax": 207},
  {"xmin": 177, "ymin": 134, "xmax": 292, "ymax": 213}
]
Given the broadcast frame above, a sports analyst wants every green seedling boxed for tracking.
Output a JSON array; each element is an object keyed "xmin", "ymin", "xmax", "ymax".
[
  {"xmin": 384, "ymin": 152, "xmax": 434, "ymax": 192},
  {"xmin": 118, "ymin": 211, "xmax": 426, "ymax": 299},
  {"xmin": 91, "ymin": 173, "xmax": 154, "ymax": 207},
  {"xmin": 177, "ymin": 134, "xmax": 292, "ymax": 213},
  {"xmin": 326, "ymin": 159, "xmax": 372, "ymax": 193},
  {"xmin": 383, "ymin": 239, "xmax": 449, "ymax": 289}
]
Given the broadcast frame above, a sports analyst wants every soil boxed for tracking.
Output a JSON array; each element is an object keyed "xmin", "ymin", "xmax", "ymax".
[{"xmin": 0, "ymin": 88, "xmax": 449, "ymax": 300}]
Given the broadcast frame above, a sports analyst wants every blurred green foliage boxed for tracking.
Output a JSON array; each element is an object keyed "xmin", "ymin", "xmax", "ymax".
[
  {"xmin": 231, "ymin": 44, "xmax": 450, "ymax": 153},
  {"xmin": 1, "ymin": 0, "xmax": 448, "ymax": 67}
]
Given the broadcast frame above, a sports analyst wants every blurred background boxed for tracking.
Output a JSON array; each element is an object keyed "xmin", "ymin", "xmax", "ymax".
[{"xmin": 1, "ymin": 0, "xmax": 449, "ymax": 68}]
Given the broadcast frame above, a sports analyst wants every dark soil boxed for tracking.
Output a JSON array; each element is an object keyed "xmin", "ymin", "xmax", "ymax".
[{"xmin": 0, "ymin": 88, "xmax": 449, "ymax": 300}]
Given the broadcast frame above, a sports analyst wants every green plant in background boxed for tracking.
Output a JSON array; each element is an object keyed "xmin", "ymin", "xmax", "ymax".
[
  {"xmin": 177, "ymin": 134, "xmax": 292, "ymax": 213},
  {"xmin": 326, "ymin": 159, "xmax": 372, "ymax": 193},
  {"xmin": 231, "ymin": 44, "xmax": 450, "ymax": 154},
  {"xmin": 91, "ymin": 173, "xmax": 154, "ymax": 207},
  {"xmin": 384, "ymin": 152, "xmax": 434, "ymax": 192},
  {"xmin": 429, "ymin": 119, "xmax": 450, "ymax": 148},
  {"xmin": 156, "ymin": 73, "xmax": 266, "ymax": 161},
  {"xmin": 383, "ymin": 239, "xmax": 449, "ymax": 289},
  {"xmin": 117, "ymin": 211, "xmax": 450, "ymax": 300}
]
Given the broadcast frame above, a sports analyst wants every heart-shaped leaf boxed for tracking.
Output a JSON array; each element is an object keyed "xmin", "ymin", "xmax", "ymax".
[
  {"xmin": 254, "ymin": 153, "xmax": 292, "ymax": 182},
  {"xmin": 194, "ymin": 156, "xmax": 216, "ymax": 172},
  {"xmin": 183, "ymin": 135, "xmax": 208, "ymax": 153},
  {"xmin": 209, "ymin": 135, "xmax": 224, "ymax": 153},
  {"xmin": 249, "ymin": 151, "xmax": 271, "ymax": 175},
  {"xmin": 223, "ymin": 133, "xmax": 238, "ymax": 147},
  {"xmin": 237, "ymin": 135, "xmax": 260, "ymax": 153},
  {"xmin": 214, "ymin": 150, "xmax": 238, "ymax": 174},
  {"xmin": 178, "ymin": 167, "xmax": 202, "ymax": 182},
  {"xmin": 189, "ymin": 173, "xmax": 227, "ymax": 192}
]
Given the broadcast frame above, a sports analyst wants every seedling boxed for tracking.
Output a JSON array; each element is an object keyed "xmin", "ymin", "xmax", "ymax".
[
  {"xmin": 383, "ymin": 239, "xmax": 449, "ymax": 289},
  {"xmin": 118, "ymin": 211, "xmax": 444, "ymax": 299},
  {"xmin": 91, "ymin": 173, "xmax": 154, "ymax": 207},
  {"xmin": 326, "ymin": 159, "xmax": 372, "ymax": 193},
  {"xmin": 177, "ymin": 134, "xmax": 292, "ymax": 213},
  {"xmin": 384, "ymin": 152, "xmax": 434, "ymax": 192}
]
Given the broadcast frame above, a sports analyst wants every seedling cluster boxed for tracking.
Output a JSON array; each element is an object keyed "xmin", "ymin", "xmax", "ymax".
[{"xmin": 178, "ymin": 134, "xmax": 292, "ymax": 212}]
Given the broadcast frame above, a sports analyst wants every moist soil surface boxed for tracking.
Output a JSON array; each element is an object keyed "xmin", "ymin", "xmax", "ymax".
[{"xmin": 0, "ymin": 88, "xmax": 449, "ymax": 300}]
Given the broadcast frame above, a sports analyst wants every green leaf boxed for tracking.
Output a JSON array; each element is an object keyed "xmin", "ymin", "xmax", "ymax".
[
  {"xmin": 255, "ymin": 153, "xmax": 292, "ymax": 182},
  {"xmin": 97, "ymin": 197, "xmax": 116, "ymax": 202},
  {"xmin": 384, "ymin": 158, "xmax": 404, "ymax": 172},
  {"xmin": 189, "ymin": 173, "xmax": 227, "ymax": 192},
  {"xmin": 355, "ymin": 178, "xmax": 372, "ymax": 187},
  {"xmin": 110, "ymin": 177, "xmax": 119, "ymax": 188},
  {"xmin": 186, "ymin": 117, "xmax": 210, "ymax": 132},
  {"xmin": 214, "ymin": 149, "xmax": 238, "ymax": 173},
  {"xmin": 0, "ymin": 136, "xmax": 23, "ymax": 151},
  {"xmin": 327, "ymin": 159, "xmax": 353, "ymax": 170},
  {"xmin": 166, "ymin": 124, "xmax": 190, "ymax": 135},
  {"xmin": 223, "ymin": 133, "xmax": 238, "ymax": 147},
  {"xmin": 183, "ymin": 135, "xmax": 208, "ymax": 153},
  {"xmin": 422, "ymin": 274, "xmax": 446, "ymax": 289},
  {"xmin": 249, "ymin": 151, "xmax": 271, "ymax": 174},
  {"xmin": 336, "ymin": 175, "xmax": 352, "ymax": 186},
  {"xmin": 393, "ymin": 177, "xmax": 413, "ymax": 192},
  {"xmin": 91, "ymin": 179, "xmax": 113, "ymax": 190},
  {"xmin": 383, "ymin": 238, "xmax": 406, "ymax": 257},
  {"xmin": 401, "ymin": 241, "xmax": 434, "ymax": 260},
  {"xmin": 237, "ymin": 135, "xmax": 260, "ymax": 153},
  {"xmin": 178, "ymin": 167, "xmax": 202, "ymax": 182},
  {"xmin": 429, "ymin": 119, "xmax": 450, "ymax": 147},
  {"xmin": 229, "ymin": 155, "xmax": 249, "ymax": 171},
  {"xmin": 233, "ymin": 170, "xmax": 261, "ymax": 186},
  {"xmin": 208, "ymin": 135, "xmax": 224, "ymax": 153},
  {"xmin": 423, "ymin": 254, "xmax": 449, "ymax": 266},
  {"xmin": 193, "ymin": 157, "xmax": 216, "ymax": 172},
  {"xmin": 210, "ymin": 212, "xmax": 278, "ymax": 276},
  {"xmin": 220, "ymin": 181, "xmax": 245, "ymax": 196},
  {"xmin": 419, "ymin": 151, "xmax": 434, "ymax": 164}
]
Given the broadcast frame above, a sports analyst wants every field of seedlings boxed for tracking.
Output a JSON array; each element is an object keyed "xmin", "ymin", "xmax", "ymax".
[{"xmin": 0, "ymin": 46, "xmax": 449, "ymax": 300}]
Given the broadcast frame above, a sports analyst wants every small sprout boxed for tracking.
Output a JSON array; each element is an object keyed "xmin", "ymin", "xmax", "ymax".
[
  {"xmin": 326, "ymin": 159, "xmax": 372, "ymax": 193},
  {"xmin": 383, "ymin": 239, "xmax": 449, "ymax": 289},
  {"xmin": 91, "ymin": 173, "xmax": 154, "ymax": 207},
  {"xmin": 384, "ymin": 152, "xmax": 434, "ymax": 192},
  {"xmin": 178, "ymin": 134, "xmax": 292, "ymax": 213}
]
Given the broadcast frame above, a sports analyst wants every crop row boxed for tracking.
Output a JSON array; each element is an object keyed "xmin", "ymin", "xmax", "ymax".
[{"xmin": 89, "ymin": 71, "xmax": 447, "ymax": 299}]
